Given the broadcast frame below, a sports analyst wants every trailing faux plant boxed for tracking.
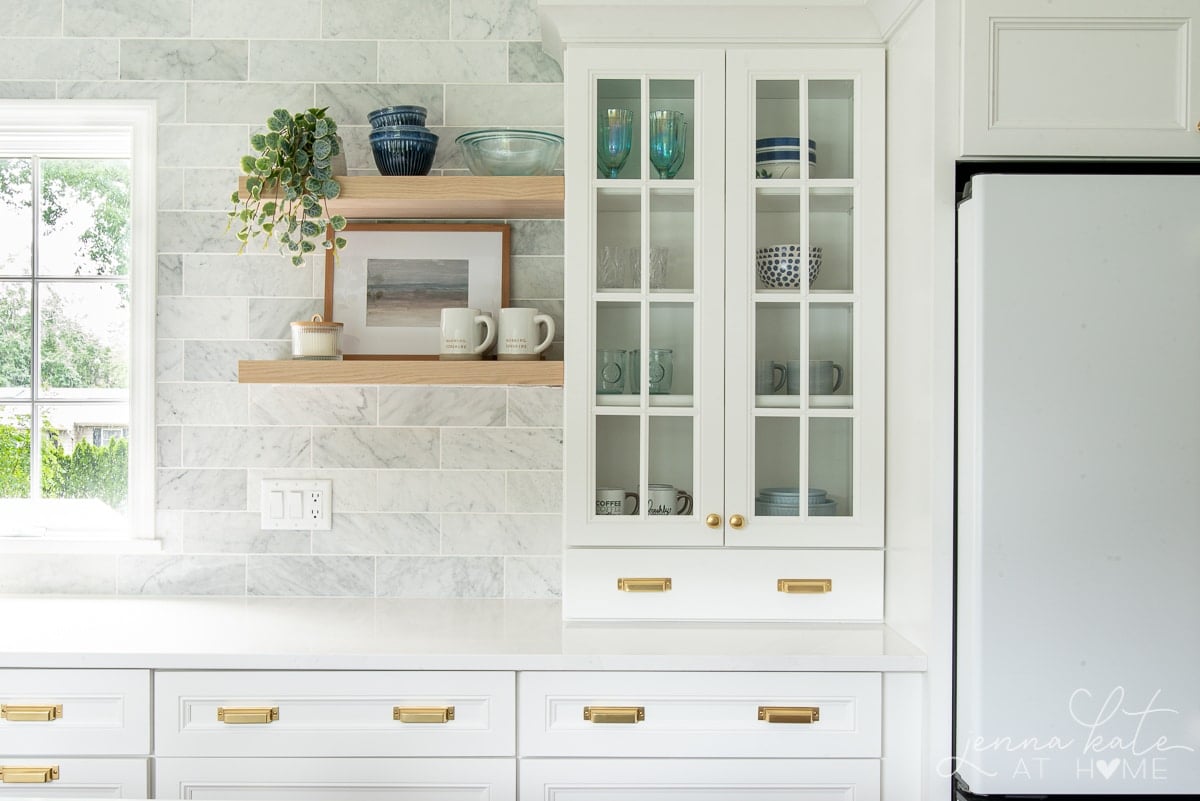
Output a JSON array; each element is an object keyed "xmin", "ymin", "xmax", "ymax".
[{"xmin": 228, "ymin": 107, "xmax": 348, "ymax": 266}]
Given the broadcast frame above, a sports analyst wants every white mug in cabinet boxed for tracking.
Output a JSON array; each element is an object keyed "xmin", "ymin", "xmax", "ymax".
[
  {"xmin": 290, "ymin": 314, "xmax": 343, "ymax": 360},
  {"xmin": 497, "ymin": 307, "xmax": 555, "ymax": 361}
]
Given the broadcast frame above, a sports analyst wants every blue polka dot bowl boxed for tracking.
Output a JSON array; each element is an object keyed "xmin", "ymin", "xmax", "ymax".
[{"xmin": 755, "ymin": 244, "xmax": 822, "ymax": 289}]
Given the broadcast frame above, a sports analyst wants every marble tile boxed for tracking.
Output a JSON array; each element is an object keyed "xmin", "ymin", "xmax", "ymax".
[
  {"xmin": 156, "ymin": 510, "xmax": 312, "ymax": 554},
  {"xmin": 64, "ymin": 0, "xmax": 190, "ymax": 36},
  {"xmin": 312, "ymin": 427, "xmax": 437, "ymax": 469},
  {"xmin": 510, "ymin": 219, "xmax": 564, "ymax": 256},
  {"xmin": 58, "ymin": 81, "xmax": 186, "ymax": 123},
  {"xmin": 157, "ymin": 425, "xmax": 182, "ymax": 467},
  {"xmin": 181, "ymin": 426, "xmax": 311, "ymax": 468},
  {"xmin": 249, "ymin": 41, "xmax": 377, "ymax": 83},
  {"xmin": 312, "ymin": 513, "xmax": 439, "ymax": 555},
  {"xmin": 157, "ymin": 468, "xmax": 248, "ymax": 510},
  {"xmin": 315, "ymin": 84, "xmax": 444, "ymax": 127},
  {"xmin": 248, "ymin": 298, "xmax": 322, "ymax": 339},
  {"xmin": 247, "ymin": 555, "xmax": 374, "ymax": 596},
  {"xmin": 117, "ymin": 555, "xmax": 246, "ymax": 595},
  {"xmin": 442, "ymin": 513, "xmax": 559, "ymax": 555},
  {"xmin": 445, "ymin": 83, "xmax": 562, "ymax": 126},
  {"xmin": 507, "ymin": 386, "xmax": 563, "ymax": 427},
  {"xmin": 245, "ymin": 469, "xmax": 377, "ymax": 513},
  {"xmin": 193, "ymin": 0, "xmax": 320, "ymax": 38},
  {"xmin": 378, "ymin": 41, "xmax": 506, "ymax": 83},
  {"xmin": 451, "ymin": 0, "xmax": 539, "ymax": 40},
  {"xmin": 510, "ymin": 255, "xmax": 563, "ymax": 298},
  {"xmin": 158, "ymin": 169, "xmax": 184, "ymax": 211},
  {"xmin": 376, "ymin": 556, "xmax": 503, "ymax": 599},
  {"xmin": 508, "ymin": 42, "xmax": 562, "ymax": 83},
  {"xmin": 121, "ymin": 39, "xmax": 247, "ymax": 81},
  {"xmin": 157, "ymin": 297, "xmax": 247, "ymax": 339},
  {"xmin": 506, "ymin": 470, "xmax": 562, "ymax": 513},
  {"xmin": 156, "ymin": 339, "xmax": 183, "ymax": 381},
  {"xmin": 322, "ymin": 0, "xmax": 448, "ymax": 40},
  {"xmin": 1, "ymin": 2, "xmax": 62, "ymax": 36},
  {"xmin": 336, "ymin": 124, "xmax": 378, "ymax": 172},
  {"xmin": 0, "ymin": 555, "xmax": 116, "ymax": 595},
  {"xmin": 377, "ymin": 470, "xmax": 505, "ymax": 513},
  {"xmin": 158, "ymin": 124, "xmax": 250, "ymax": 169},
  {"xmin": 249, "ymin": 385, "xmax": 378, "ymax": 426},
  {"xmin": 504, "ymin": 556, "xmax": 562, "ymax": 599},
  {"xmin": 442, "ymin": 428, "xmax": 562, "ymax": 469},
  {"xmin": 183, "ymin": 340, "xmax": 292, "ymax": 382},
  {"xmin": 186, "ymin": 82, "xmax": 315, "ymax": 125},
  {"xmin": 378, "ymin": 387, "xmax": 506, "ymax": 427},
  {"xmin": 0, "ymin": 81, "xmax": 55, "ymax": 98},
  {"xmin": 0, "ymin": 39, "xmax": 117, "ymax": 80},
  {"xmin": 184, "ymin": 253, "xmax": 314, "ymax": 297},
  {"xmin": 157, "ymin": 383, "xmax": 248, "ymax": 425},
  {"xmin": 184, "ymin": 168, "xmax": 241, "ymax": 211},
  {"xmin": 158, "ymin": 211, "xmax": 239, "ymax": 254}
]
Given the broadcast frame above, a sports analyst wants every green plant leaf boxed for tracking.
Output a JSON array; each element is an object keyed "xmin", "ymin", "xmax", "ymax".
[
  {"xmin": 330, "ymin": 214, "xmax": 347, "ymax": 231},
  {"xmin": 273, "ymin": 108, "xmax": 291, "ymax": 125},
  {"xmin": 335, "ymin": 237, "xmax": 347, "ymax": 249},
  {"xmin": 295, "ymin": 150, "xmax": 309, "ymax": 169},
  {"xmin": 300, "ymin": 220, "xmax": 321, "ymax": 237},
  {"xmin": 229, "ymin": 190, "xmax": 241, "ymax": 203},
  {"xmin": 304, "ymin": 111, "xmax": 316, "ymax": 125},
  {"xmin": 322, "ymin": 179, "xmax": 340, "ymax": 198},
  {"xmin": 313, "ymin": 139, "xmax": 332, "ymax": 161},
  {"xmin": 236, "ymin": 228, "xmax": 249, "ymax": 242},
  {"xmin": 314, "ymin": 119, "xmax": 329, "ymax": 138},
  {"xmin": 249, "ymin": 133, "xmax": 267, "ymax": 150},
  {"xmin": 239, "ymin": 155, "xmax": 257, "ymax": 173},
  {"xmin": 266, "ymin": 116, "xmax": 283, "ymax": 132},
  {"xmin": 262, "ymin": 222, "xmax": 274, "ymax": 234},
  {"xmin": 254, "ymin": 156, "xmax": 272, "ymax": 172},
  {"xmin": 265, "ymin": 131, "xmax": 280, "ymax": 149},
  {"xmin": 245, "ymin": 176, "xmax": 262, "ymax": 192},
  {"xmin": 261, "ymin": 201, "xmax": 277, "ymax": 216},
  {"xmin": 300, "ymin": 239, "xmax": 316, "ymax": 253},
  {"xmin": 322, "ymin": 238, "xmax": 333, "ymax": 249},
  {"xmin": 292, "ymin": 254, "xmax": 305, "ymax": 266}
]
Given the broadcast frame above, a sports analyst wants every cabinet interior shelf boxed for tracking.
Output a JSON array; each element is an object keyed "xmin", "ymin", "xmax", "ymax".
[
  {"xmin": 238, "ymin": 359, "xmax": 564, "ymax": 386},
  {"xmin": 236, "ymin": 175, "xmax": 564, "ymax": 219}
]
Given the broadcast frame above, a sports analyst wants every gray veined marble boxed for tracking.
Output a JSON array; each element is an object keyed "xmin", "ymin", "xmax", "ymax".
[
  {"xmin": 0, "ymin": 81, "xmax": 55, "ymax": 99},
  {"xmin": 158, "ymin": 169, "xmax": 184, "ymax": 212},
  {"xmin": 451, "ymin": 0, "xmax": 539, "ymax": 41},
  {"xmin": 376, "ymin": 470, "xmax": 506, "ymax": 514},
  {"xmin": 507, "ymin": 386, "xmax": 563, "ymax": 427},
  {"xmin": 193, "ymin": 0, "xmax": 321, "ymax": 38},
  {"xmin": 445, "ymin": 83, "xmax": 562, "ymax": 126},
  {"xmin": 322, "ymin": 0, "xmax": 449, "ymax": 40},
  {"xmin": 316, "ymin": 84, "xmax": 445, "ymax": 127},
  {"xmin": 157, "ymin": 426, "xmax": 182, "ymax": 468},
  {"xmin": 510, "ymin": 219, "xmax": 565, "ymax": 256},
  {"xmin": 504, "ymin": 556, "xmax": 562, "ymax": 599},
  {"xmin": 157, "ymin": 383, "xmax": 248, "ymax": 426},
  {"xmin": 248, "ymin": 298, "xmax": 323, "ymax": 340},
  {"xmin": 442, "ymin": 427, "xmax": 563, "ymax": 470},
  {"xmin": 184, "ymin": 168, "xmax": 244, "ymax": 211},
  {"xmin": 183, "ymin": 340, "xmax": 292, "ymax": 382},
  {"xmin": 442, "ymin": 513, "xmax": 559, "ymax": 555},
  {"xmin": 247, "ymin": 554, "xmax": 375, "ymax": 597},
  {"xmin": 0, "ymin": 39, "xmax": 117, "ymax": 80},
  {"xmin": 156, "ymin": 340, "xmax": 183, "ymax": 382},
  {"xmin": 58, "ymin": 81, "xmax": 186, "ymax": 123},
  {"xmin": 312, "ymin": 427, "xmax": 438, "ymax": 470},
  {"xmin": 158, "ymin": 211, "xmax": 240, "ymax": 254},
  {"xmin": 117, "ymin": 554, "xmax": 247, "ymax": 596},
  {"xmin": 120, "ymin": 40, "xmax": 248, "ymax": 81},
  {"xmin": 0, "ymin": 1, "xmax": 61, "ymax": 36},
  {"xmin": 249, "ymin": 40, "xmax": 377, "ymax": 83},
  {"xmin": 312, "ymin": 513, "xmax": 440, "ymax": 555},
  {"xmin": 64, "ymin": 0, "xmax": 190, "ymax": 37},
  {"xmin": 181, "ymin": 426, "xmax": 311, "ymax": 469},
  {"xmin": 0, "ymin": 554, "xmax": 116, "ymax": 595},
  {"xmin": 249, "ymin": 385, "xmax": 378, "ymax": 426},
  {"xmin": 157, "ymin": 469, "xmax": 248, "ymax": 510},
  {"xmin": 157, "ymin": 297, "xmax": 248, "ymax": 340},
  {"xmin": 185, "ymin": 82, "xmax": 316, "ymax": 125},
  {"xmin": 378, "ymin": 386, "xmax": 506, "ymax": 427},
  {"xmin": 156, "ymin": 511, "xmax": 312, "ymax": 555},
  {"xmin": 158, "ymin": 254, "xmax": 183, "ymax": 295},
  {"xmin": 508, "ymin": 42, "xmax": 563, "ymax": 83},
  {"xmin": 245, "ymin": 469, "xmax": 378, "ymax": 513},
  {"xmin": 378, "ymin": 41, "xmax": 507, "ymax": 84},
  {"xmin": 509, "ymin": 255, "xmax": 564, "ymax": 299},
  {"xmin": 506, "ymin": 470, "xmax": 562, "ymax": 513},
  {"xmin": 184, "ymin": 253, "xmax": 315, "ymax": 298},
  {"xmin": 158, "ymin": 124, "xmax": 251, "ymax": 169},
  {"xmin": 376, "ymin": 556, "xmax": 504, "ymax": 599}
]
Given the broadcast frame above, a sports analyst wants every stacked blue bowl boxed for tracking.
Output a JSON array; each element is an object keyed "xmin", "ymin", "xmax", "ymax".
[
  {"xmin": 754, "ymin": 487, "xmax": 838, "ymax": 517},
  {"xmin": 368, "ymin": 105, "xmax": 437, "ymax": 176}
]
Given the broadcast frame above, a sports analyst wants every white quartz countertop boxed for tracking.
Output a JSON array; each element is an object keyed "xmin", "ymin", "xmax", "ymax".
[{"xmin": 0, "ymin": 596, "xmax": 926, "ymax": 671}]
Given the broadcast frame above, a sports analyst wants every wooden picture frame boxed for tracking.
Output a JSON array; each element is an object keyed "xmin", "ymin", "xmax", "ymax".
[{"xmin": 324, "ymin": 222, "xmax": 511, "ymax": 360}]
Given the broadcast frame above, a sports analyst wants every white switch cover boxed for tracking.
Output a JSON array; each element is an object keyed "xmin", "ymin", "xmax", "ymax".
[{"xmin": 260, "ymin": 479, "xmax": 332, "ymax": 530}]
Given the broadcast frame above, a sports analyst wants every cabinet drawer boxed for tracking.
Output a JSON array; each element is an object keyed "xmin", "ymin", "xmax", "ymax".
[
  {"xmin": 520, "ymin": 758, "xmax": 879, "ymax": 800},
  {"xmin": 154, "ymin": 671, "xmax": 514, "ymax": 757},
  {"xmin": 0, "ymin": 670, "xmax": 150, "ymax": 755},
  {"xmin": 155, "ymin": 757, "xmax": 514, "ymax": 801},
  {"xmin": 519, "ymin": 671, "xmax": 879, "ymax": 758},
  {"xmin": 564, "ymin": 549, "xmax": 882, "ymax": 620},
  {"xmin": 0, "ymin": 757, "xmax": 148, "ymax": 799}
]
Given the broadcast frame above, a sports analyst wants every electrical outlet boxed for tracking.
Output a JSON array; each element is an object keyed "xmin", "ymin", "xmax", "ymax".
[{"xmin": 261, "ymin": 479, "xmax": 332, "ymax": 530}]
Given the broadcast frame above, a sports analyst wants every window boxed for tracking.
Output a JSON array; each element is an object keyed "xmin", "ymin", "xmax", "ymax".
[{"xmin": 0, "ymin": 101, "xmax": 155, "ymax": 540}]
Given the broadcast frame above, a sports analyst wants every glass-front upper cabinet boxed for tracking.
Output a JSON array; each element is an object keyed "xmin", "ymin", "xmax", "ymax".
[{"xmin": 724, "ymin": 49, "xmax": 884, "ymax": 548}]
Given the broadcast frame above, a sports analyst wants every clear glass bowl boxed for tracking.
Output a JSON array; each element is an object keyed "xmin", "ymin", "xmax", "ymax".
[{"xmin": 455, "ymin": 129, "xmax": 563, "ymax": 176}]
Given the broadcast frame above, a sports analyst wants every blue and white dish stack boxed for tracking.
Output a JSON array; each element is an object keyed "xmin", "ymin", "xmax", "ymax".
[
  {"xmin": 755, "ymin": 137, "xmax": 816, "ymax": 179},
  {"xmin": 755, "ymin": 487, "xmax": 837, "ymax": 517},
  {"xmin": 368, "ymin": 105, "xmax": 437, "ymax": 176}
]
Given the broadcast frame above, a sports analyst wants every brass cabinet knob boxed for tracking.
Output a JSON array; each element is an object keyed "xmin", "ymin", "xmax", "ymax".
[
  {"xmin": 217, "ymin": 706, "xmax": 279, "ymax": 724},
  {"xmin": 394, "ymin": 706, "xmax": 454, "ymax": 723},
  {"xmin": 0, "ymin": 705, "xmax": 62, "ymax": 722},
  {"xmin": 729, "ymin": 514, "xmax": 745, "ymax": 530},
  {"xmin": 0, "ymin": 766, "xmax": 59, "ymax": 784},
  {"xmin": 705, "ymin": 513, "xmax": 721, "ymax": 528}
]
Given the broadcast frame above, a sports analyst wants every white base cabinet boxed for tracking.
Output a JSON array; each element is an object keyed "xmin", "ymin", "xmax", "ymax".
[
  {"xmin": 519, "ymin": 758, "xmax": 880, "ymax": 800},
  {"xmin": 0, "ymin": 758, "xmax": 148, "ymax": 799}
]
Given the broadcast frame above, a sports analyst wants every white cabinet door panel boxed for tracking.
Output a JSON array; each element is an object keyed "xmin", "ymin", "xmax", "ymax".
[
  {"xmin": 0, "ymin": 669, "xmax": 150, "ymax": 756},
  {"xmin": 0, "ymin": 757, "xmax": 147, "ymax": 799}
]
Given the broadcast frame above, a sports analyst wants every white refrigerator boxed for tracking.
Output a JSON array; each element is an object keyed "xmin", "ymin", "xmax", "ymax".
[{"xmin": 956, "ymin": 173, "xmax": 1200, "ymax": 797}]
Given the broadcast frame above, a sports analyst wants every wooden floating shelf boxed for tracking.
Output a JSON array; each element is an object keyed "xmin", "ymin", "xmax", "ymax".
[
  {"xmin": 238, "ymin": 359, "xmax": 564, "ymax": 386},
  {"xmin": 236, "ymin": 175, "xmax": 564, "ymax": 220}
]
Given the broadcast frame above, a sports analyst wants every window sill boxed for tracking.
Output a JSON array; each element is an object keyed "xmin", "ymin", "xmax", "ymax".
[{"xmin": 0, "ymin": 537, "xmax": 162, "ymax": 555}]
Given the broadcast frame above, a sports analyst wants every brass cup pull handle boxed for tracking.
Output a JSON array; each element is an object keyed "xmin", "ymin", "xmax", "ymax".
[
  {"xmin": 777, "ymin": 578, "xmax": 833, "ymax": 594},
  {"xmin": 617, "ymin": 577, "xmax": 672, "ymax": 592},
  {"xmin": 729, "ymin": 514, "xmax": 745, "ymax": 529},
  {"xmin": 1, "ymin": 704, "xmax": 63, "ymax": 722},
  {"xmin": 705, "ymin": 512, "xmax": 721, "ymax": 528},
  {"xmin": 217, "ymin": 706, "xmax": 279, "ymax": 724},
  {"xmin": 583, "ymin": 706, "xmax": 645, "ymax": 724},
  {"xmin": 0, "ymin": 766, "xmax": 60, "ymax": 783},
  {"xmin": 393, "ymin": 706, "xmax": 455, "ymax": 723},
  {"xmin": 758, "ymin": 705, "xmax": 820, "ymax": 724}
]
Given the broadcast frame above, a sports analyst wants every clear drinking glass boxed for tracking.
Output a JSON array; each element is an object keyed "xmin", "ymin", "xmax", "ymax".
[
  {"xmin": 598, "ymin": 108, "xmax": 634, "ymax": 179},
  {"xmin": 648, "ymin": 110, "xmax": 686, "ymax": 179}
]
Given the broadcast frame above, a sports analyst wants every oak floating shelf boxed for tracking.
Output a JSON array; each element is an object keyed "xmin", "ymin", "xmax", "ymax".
[
  {"xmin": 238, "ymin": 360, "xmax": 564, "ymax": 386},
  {"xmin": 236, "ymin": 175, "xmax": 564, "ymax": 219}
]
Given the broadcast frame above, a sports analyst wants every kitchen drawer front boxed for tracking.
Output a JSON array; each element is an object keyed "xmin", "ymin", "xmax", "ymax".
[
  {"xmin": 0, "ymin": 757, "xmax": 148, "ymax": 799},
  {"xmin": 564, "ymin": 549, "xmax": 883, "ymax": 620},
  {"xmin": 519, "ymin": 671, "xmax": 880, "ymax": 758},
  {"xmin": 519, "ymin": 758, "xmax": 880, "ymax": 800},
  {"xmin": 155, "ymin": 757, "xmax": 515, "ymax": 801},
  {"xmin": 154, "ymin": 671, "xmax": 514, "ymax": 757},
  {"xmin": 0, "ymin": 670, "xmax": 150, "ymax": 755}
]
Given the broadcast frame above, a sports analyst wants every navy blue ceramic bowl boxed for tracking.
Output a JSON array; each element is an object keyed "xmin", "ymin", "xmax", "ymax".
[
  {"xmin": 369, "ymin": 128, "xmax": 439, "ymax": 176},
  {"xmin": 368, "ymin": 105, "xmax": 428, "ymax": 128}
]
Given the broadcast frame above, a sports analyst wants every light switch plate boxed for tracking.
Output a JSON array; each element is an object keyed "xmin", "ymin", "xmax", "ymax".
[{"xmin": 260, "ymin": 479, "xmax": 332, "ymax": 530}]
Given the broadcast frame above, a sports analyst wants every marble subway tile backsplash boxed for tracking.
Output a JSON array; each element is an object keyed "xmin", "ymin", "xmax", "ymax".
[{"xmin": 0, "ymin": 0, "xmax": 565, "ymax": 600}]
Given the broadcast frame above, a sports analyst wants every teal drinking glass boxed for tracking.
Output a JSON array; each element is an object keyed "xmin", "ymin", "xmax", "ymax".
[
  {"xmin": 648, "ymin": 110, "xmax": 686, "ymax": 179},
  {"xmin": 598, "ymin": 108, "xmax": 634, "ymax": 179}
]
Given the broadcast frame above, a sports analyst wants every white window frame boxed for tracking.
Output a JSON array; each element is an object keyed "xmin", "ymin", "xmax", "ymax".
[{"xmin": 0, "ymin": 99, "xmax": 156, "ymax": 541}]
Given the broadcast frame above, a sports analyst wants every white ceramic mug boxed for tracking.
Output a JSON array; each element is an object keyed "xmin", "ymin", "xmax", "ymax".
[
  {"xmin": 647, "ymin": 483, "xmax": 693, "ymax": 516},
  {"xmin": 596, "ymin": 487, "xmax": 639, "ymax": 516},
  {"xmin": 439, "ymin": 307, "xmax": 495, "ymax": 360},
  {"xmin": 497, "ymin": 307, "xmax": 555, "ymax": 360}
]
